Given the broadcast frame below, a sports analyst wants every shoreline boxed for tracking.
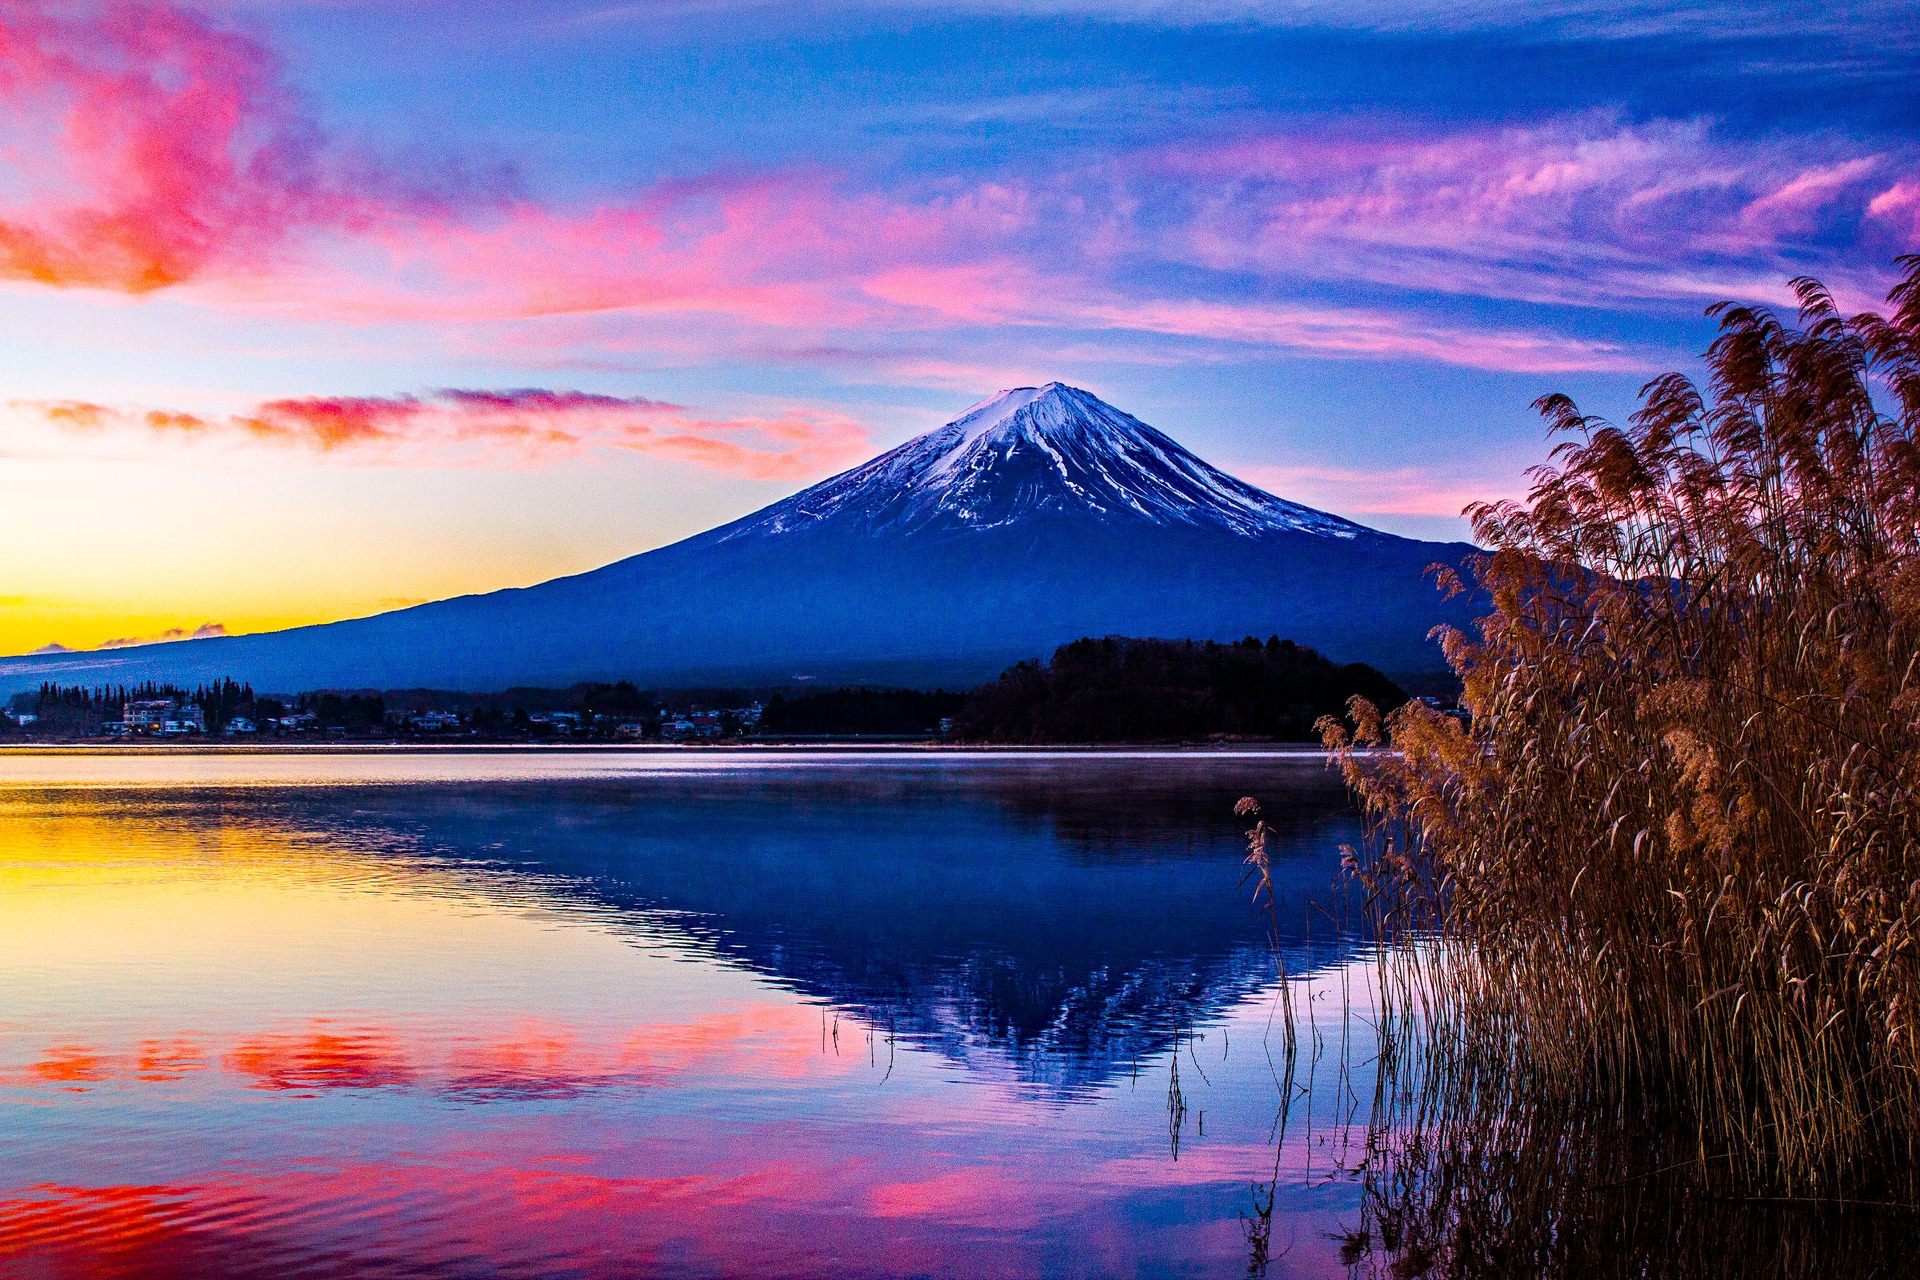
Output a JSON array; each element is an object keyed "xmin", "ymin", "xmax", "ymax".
[{"xmin": 0, "ymin": 740, "xmax": 1341, "ymax": 757}]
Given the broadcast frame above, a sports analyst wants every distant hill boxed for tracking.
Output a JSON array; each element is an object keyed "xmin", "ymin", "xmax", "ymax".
[
  {"xmin": 953, "ymin": 635, "xmax": 1406, "ymax": 743},
  {"xmin": 0, "ymin": 382, "xmax": 1478, "ymax": 695}
]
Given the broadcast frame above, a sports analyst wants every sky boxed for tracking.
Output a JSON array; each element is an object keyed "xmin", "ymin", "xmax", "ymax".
[{"xmin": 3, "ymin": 0, "xmax": 1918, "ymax": 655}]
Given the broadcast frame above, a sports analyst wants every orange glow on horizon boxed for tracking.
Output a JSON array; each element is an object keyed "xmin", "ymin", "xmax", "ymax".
[{"xmin": 0, "ymin": 400, "xmax": 833, "ymax": 662}]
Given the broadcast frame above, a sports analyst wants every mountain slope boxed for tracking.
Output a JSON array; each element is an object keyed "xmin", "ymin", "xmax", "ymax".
[{"xmin": 0, "ymin": 383, "xmax": 1478, "ymax": 695}]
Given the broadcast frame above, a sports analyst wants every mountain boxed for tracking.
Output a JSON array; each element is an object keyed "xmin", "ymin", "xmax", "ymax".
[{"xmin": 0, "ymin": 383, "xmax": 1478, "ymax": 695}]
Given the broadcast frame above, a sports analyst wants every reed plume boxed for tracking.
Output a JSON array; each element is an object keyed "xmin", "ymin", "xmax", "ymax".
[{"xmin": 1322, "ymin": 256, "xmax": 1920, "ymax": 1202}]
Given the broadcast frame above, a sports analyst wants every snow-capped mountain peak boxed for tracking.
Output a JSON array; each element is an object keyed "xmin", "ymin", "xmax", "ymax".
[{"xmin": 715, "ymin": 382, "xmax": 1367, "ymax": 541}]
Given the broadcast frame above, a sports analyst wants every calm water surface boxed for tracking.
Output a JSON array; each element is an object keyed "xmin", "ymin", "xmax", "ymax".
[{"xmin": 0, "ymin": 750, "xmax": 1385, "ymax": 1278}]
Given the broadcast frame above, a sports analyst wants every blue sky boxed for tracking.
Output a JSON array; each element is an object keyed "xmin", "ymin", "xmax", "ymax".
[{"xmin": 2, "ymin": 0, "xmax": 1917, "ymax": 651}]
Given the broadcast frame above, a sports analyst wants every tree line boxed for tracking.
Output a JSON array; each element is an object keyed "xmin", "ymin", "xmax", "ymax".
[
  {"xmin": 12, "ymin": 678, "xmax": 261, "ymax": 735},
  {"xmin": 763, "ymin": 636, "xmax": 1406, "ymax": 742},
  {"xmin": 4, "ymin": 636, "xmax": 1409, "ymax": 743},
  {"xmin": 952, "ymin": 636, "xmax": 1407, "ymax": 743}
]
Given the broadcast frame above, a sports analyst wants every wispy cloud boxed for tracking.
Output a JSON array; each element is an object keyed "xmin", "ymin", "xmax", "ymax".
[
  {"xmin": 1238, "ymin": 463, "xmax": 1527, "ymax": 519},
  {"xmin": 20, "ymin": 388, "xmax": 871, "ymax": 479},
  {"xmin": 30, "ymin": 622, "xmax": 228, "ymax": 655},
  {"xmin": 1123, "ymin": 116, "xmax": 1917, "ymax": 312},
  {"xmin": 1067, "ymin": 296, "xmax": 1649, "ymax": 372},
  {"xmin": 566, "ymin": 0, "xmax": 1920, "ymax": 43}
]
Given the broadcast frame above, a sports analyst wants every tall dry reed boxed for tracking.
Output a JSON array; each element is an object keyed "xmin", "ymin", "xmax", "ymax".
[{"xmin": 1322, "ymin": 258, "xmax": 1920, "ymax": 1202}]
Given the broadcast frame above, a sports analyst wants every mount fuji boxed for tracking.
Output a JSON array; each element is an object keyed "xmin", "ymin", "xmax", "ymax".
[{"xmin": 0, "ymin": 383, "xmax": 1478, "ymax": 694}]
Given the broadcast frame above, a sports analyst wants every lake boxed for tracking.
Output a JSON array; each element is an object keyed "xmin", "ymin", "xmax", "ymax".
[{"xmin": 0, "ymin": 749, "xmax": 1387, "ymax": 1279}]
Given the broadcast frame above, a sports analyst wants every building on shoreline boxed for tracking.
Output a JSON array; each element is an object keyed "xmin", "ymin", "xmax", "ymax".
[{"xmin": 123, "ymin": 699, "xmax": 205, "ymax": 735}]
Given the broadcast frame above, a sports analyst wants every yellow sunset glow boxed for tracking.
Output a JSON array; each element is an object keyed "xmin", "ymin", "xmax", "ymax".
[{"xmin": 0, "ymin": 426, "xmax": 794, "ymax": 660}]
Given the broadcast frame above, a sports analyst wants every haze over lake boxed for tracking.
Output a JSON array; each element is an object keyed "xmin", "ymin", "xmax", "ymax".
[{"xmin": 0, "ymin": 750, "xmax": 1383, "ymax": 1278}]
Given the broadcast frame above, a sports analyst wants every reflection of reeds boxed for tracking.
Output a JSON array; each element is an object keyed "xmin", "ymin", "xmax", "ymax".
[
  {"xmin": 1316, "ymin": 261, "xmax": 1920, "ymax": 1211},
  {"xmin": 1338, "ymin": 1021, "xmax": 1920, "ymax": 1278},
  {"xmin": 1168, "ymin": 1047, "xmax": 1188, "ymax": 1159}
]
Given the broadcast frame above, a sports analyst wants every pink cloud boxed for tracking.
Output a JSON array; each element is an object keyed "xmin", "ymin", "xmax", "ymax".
[
  {"xmin": 22, "ymin": 388, "xmax": 871, "ymax": 480},
  {"xmin": 0, "ymin": 0, "xmax": 378, "ymax": 292},
  {"xmin": 231, "ymin": 172, "xmax": 1037, "ymax": 337},
  {"xmin": 1736, "ymin": 157, "xmax": 1882, "ymax": 239},
  {"xmin": 100, "ymin": 621, "xmax": 226, "ymax": 649},
  {"xmin": 857, "ymin": 261, "xmax": 1039, "ymax": 324},
  {"xmin": 28, "ymin": 621, "xmax": 227, "ymax": 655},
  {"xmin": 1869, "ymin": 179, "xmax": 1920, "ymax": 238}
]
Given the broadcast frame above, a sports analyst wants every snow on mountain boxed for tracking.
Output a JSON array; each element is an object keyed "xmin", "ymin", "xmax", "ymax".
[{"xmin": 713, "ymin": 382, "xmax": 1366, "ymax": 542}]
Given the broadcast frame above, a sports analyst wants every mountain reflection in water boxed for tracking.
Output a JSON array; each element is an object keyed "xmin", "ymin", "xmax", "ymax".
[
  {"xmin": 260, "ymin": 758, "xmax": 1366, "ymax": 1095},
  {"xmin": 0, "ymin": 751, "xmax": 1375, "ymax": 1280}
]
